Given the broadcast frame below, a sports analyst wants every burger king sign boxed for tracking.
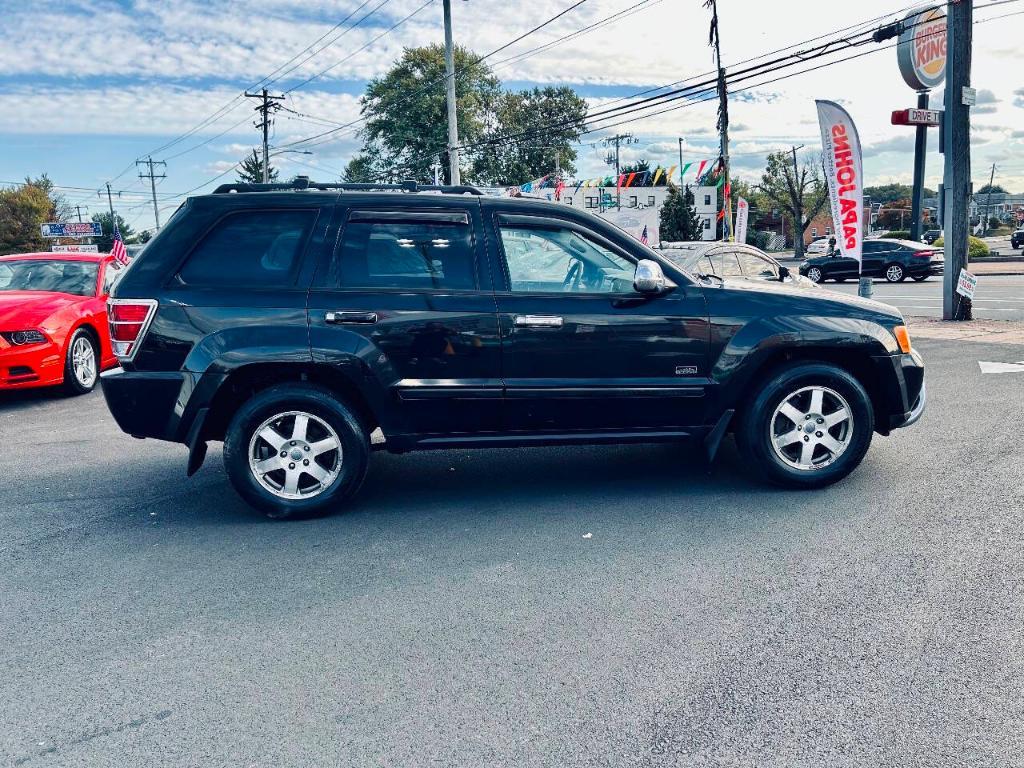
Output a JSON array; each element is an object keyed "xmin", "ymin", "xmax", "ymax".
[{"xmin": 897, "ymin": 5, "xmax": 947, "ymax": 91}]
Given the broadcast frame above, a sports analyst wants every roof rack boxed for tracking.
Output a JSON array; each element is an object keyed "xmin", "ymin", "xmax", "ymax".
[{"xmin": 212, "ymin": 176, "xmax": 484, "ymax": 196}]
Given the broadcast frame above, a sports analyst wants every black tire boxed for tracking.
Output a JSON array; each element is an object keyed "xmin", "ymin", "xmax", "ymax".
[
  {"xmin": 735, "ymin": 363, "xmax": 874, "ymax": 489},
  {"xmin": 884, "ymin": 263, "xmax": 906, "ymax": 282},
  {"xmin": 62, "ymin": 328, "xmax": 98, "ymax": 395},
  {"xmin": 223, "ymin": 383, "xmax": 370, "ymax": 519},
  {"xmin": 912, "ymin": 275, "xmax": 929, "ymax": 282},
  {"xmin": 806, "ymin": 266, "xmax": 824, "ymax": 283}
]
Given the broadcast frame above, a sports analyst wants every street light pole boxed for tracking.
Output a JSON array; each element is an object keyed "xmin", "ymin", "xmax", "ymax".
[{"xmin": 442, "ymin": 0, "xmax": 461, "ymax": 186}]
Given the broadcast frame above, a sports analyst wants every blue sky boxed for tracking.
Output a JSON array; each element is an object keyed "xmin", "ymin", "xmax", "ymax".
[{"xmin": 1, "ymin": 0, "xmax": 1021, "ymax": 234}]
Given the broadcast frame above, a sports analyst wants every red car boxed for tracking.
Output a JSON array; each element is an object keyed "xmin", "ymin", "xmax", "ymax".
[{"xmin": 0, "ymin": 252, "xmax": 120, "ymax": 394}]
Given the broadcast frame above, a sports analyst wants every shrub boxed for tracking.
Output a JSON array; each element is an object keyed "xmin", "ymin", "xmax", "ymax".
[
  {"xmin": 932, "ymin": 236, "xmax": 990, "ymax": 258},
  {"xmin": 881, "ymin": 230, "xmax": 911, "ymax": 240}
]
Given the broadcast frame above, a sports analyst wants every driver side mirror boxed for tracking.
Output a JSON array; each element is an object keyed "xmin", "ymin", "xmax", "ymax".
[
  {"xmin": 778, "ymin": 265, "xmax": 790, "ymax": 281},
  {"xmin": 634, "ymin": 259, "xmax": 668, "ymax": 294}
]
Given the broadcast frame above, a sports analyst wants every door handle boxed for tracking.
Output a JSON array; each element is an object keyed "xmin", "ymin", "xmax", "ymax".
[
  {"xmin": 514, "ymin": 315, "xmax": 563, "ymax": 328},
  {"xmin": 325, "ymin": 311, "xmax": 378, "ymax": 324}
]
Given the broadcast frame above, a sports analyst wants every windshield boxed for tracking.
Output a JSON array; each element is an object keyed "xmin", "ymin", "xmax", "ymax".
[{"xmin": 0, "ymin": 259, "xmax": 99, "ymax": 296}]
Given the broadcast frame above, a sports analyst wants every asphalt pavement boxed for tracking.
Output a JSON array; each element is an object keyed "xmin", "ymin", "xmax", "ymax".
[
  {"xmin": 823, "ymin": 273, "xmax": 1024, "ymax": 321},
  {"xmin": 2, "ymin": 337, "xmax": 1024, "ymax": 767}
]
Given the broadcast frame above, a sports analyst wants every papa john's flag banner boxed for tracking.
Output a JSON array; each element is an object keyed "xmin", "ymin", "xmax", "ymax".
[{"xmin": 816, "ymin": 100, "xmax": 863, "ymax": 270}]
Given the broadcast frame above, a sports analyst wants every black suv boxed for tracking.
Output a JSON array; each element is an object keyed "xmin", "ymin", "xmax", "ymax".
[
  {"xmin": 799, "ymin": 238, "xmax": 944, "ymax": 283},
  {"xmin": 1011, "ymin": 228, "xmax": 1024, "ymax": 250},
  {"xmin": 102, "ymin": 180, "xmax": 925, "ymax": 518}
]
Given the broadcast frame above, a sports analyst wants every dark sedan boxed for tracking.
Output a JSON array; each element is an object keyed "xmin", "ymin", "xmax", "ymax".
[{"xmin": 799, "ymin": 239, "xmax": 944, "ymax": 283}]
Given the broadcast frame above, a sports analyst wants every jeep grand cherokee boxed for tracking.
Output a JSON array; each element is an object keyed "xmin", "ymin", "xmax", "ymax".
[{"xmin": 102, "ymin": 179, "xmax": 926, "ymax": 518}]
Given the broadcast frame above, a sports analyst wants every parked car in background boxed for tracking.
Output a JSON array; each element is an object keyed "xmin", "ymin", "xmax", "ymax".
[
  {"xmin": 0, "ymin": 252, "xmax": 121, "ymax": 393},
  {"xmin": 660, "ymin": 242, "xmax": 816, "ymax": 288},
  {"xmin": 806, "ymin": 236, "xmax": 832, "ymax": 256},
  {"xmin": 101, "ymin": 179, "xmax": 925, "ymax": 518},
  {"xmin": 922, "ymin": 229, "xmax": 942, "ymax": 245},
  {"xmin": 799, "ymin": 239, "xmax": 944, "ymax": 283},
  {"xmin": 1011, "ymin": 228, "xmax": 1024, "ymax": 250}
]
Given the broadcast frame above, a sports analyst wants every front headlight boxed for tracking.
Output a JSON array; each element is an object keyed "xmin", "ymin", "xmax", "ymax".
[{"xmin": 0, "ymin": 330, "xmax": 48, "ymax": 346}]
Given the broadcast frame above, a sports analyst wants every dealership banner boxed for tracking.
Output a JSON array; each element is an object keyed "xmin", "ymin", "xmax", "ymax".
[
  {"xmin": 735, "ymin": 197, "xmax": 749, "ymax": 245},
  {"xmin": 816, "ymin": 100, "xmax": 863, "ymax": 268}
]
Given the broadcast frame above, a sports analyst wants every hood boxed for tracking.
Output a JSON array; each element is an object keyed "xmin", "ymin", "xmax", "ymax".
[
  {"xmin": 0, "ymin": 291, "xmax": 86, "ymax": 328},
  {"xmin": 713, "ymin": 275, "xmax": 903, "ymax": 322}
]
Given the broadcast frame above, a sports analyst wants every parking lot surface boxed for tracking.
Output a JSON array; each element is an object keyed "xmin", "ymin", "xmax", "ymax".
[
  {"xmin": 2, "ymin": 337, "xmax": 1023, "ymax": 767},
  {"xmin": 825, "ymin": 274, "xmax": 1024, "ymax": 321}
]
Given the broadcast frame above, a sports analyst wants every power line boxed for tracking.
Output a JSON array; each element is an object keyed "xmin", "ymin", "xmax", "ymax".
[{"xmin": 284, "ymin": 0, "xmax": 437, "ymax": 94}]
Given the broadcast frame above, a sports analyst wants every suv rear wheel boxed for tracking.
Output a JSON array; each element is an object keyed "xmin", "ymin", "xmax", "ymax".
[
  {"xmin": 736, "ymin": 363, "xmax": 873, "ymax": 488},
  {"xmin": 223, "ymin": 383, "xmax": 369, "ymax": 518}
]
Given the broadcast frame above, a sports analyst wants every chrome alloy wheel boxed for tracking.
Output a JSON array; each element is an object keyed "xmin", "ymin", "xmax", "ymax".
[
  {"xmin": 770, "ymin": 385, "xmax": 853, "ymax": 471},
  {"xmin": 886, "ymin": 264, "xmax": 904, "ymax": 282},
  {"xmin": 248, "ymin": 411, "xmax": 343, "ymax": 500},
  {"xmin": 806, "ymin": 267, "xmax": 823, "ymax": 283},
  {"xmin": 71, "ymin": 335, "xmax": 97, "ymax": 388}
]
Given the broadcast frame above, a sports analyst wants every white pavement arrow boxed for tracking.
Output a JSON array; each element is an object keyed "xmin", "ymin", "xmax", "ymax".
[{"xmin": 978, "ymin": 360, "xmax": 1024, "ymax": 374}]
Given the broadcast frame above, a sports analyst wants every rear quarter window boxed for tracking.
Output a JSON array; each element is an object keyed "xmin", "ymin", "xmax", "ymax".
[{"xmin": 177, "ymin": 209, "xmax": 316, "ymax": 287}]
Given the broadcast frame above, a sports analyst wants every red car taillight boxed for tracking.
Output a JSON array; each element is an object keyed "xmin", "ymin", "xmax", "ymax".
[
  {"xmin": 107, "ymin": 299, "xmax": 157, "ymax": 360},
  {"xmin": 913, "ymin": 250, "xmax": 935, "ymax": 258}
]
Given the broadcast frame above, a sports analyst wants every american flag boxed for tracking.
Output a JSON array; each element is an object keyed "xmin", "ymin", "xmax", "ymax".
[
  {"xmin": 110, "ymin": 220, "xmax": 129, "ymax": 266},
  {"xmin": 640, "ymin": 225, "xmax": 649, "ymax": 245}
]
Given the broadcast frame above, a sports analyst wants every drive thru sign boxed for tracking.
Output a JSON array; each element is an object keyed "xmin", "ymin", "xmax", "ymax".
[{"xmin": 956, "ymin": 268, "xmax": 977, "ymax": 300}]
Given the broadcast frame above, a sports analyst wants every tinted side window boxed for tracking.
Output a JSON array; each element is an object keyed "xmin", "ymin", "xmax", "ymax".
[
  {"xmin": 333, "ymin": 219, "xmax": 476, "ymax": 290},
  {"xmin": 179, "ymin": 209, "xmax": 315, "ymax": 287}
]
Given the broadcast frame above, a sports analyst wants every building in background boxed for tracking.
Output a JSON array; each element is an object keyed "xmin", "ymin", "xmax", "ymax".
[{"xmin": 557, "ymin": 184, "xmax": 719, "ymax": 243}]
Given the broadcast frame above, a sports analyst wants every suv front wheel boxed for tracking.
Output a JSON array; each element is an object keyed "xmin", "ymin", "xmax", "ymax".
[
  {"xmin": 736, "ymin": 363, "xmax": 874, "ymax": 488},
  {"xmin": 223, "ymin": 383, "xmax": 370, "ymax": 518}
]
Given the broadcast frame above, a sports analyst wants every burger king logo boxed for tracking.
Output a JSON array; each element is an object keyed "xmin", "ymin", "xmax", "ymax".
[{"xmin": 898, "ymin": 6, "xmax": 947, "ymax": 91}]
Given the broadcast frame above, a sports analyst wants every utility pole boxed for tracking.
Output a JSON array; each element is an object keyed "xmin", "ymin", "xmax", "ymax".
[
  {"xmin": 136, "ymin": 156, "xmax": 167, "ymax": 231},
  {"xmin": 705, "ymin": 0, "xmax": 731, "ymax": 240},
  {"xmin": 442, "ymin": 0, "xmax": 461, "ymax": 186},
  {"xmin": 983, "ymin": 162, "xmax": 996, "ymax": 236},
  {"xmin": 678, "ymin": 138, "xmax": 685, "ymax": 186},
  {"xmin": 942, "ymin": 0, "xmax": 973, "ymax": 321},
  {"xmin": 790, "ymin": 144, "xmax": 805, "ymax": 255},
  {"xmin": 104, "ymin": 182, "xmax": 116, "ymax": 221},
  {"xmin": 244, "ymin": 88, "xmax": 285, "ymax": 183},
  {"xmin": 603, "ymin": 133, "xmax": 632, "ymax": 210},
  {"xmin": 73, "ymin": 205, "xmax": 89, "ymax": 223}
]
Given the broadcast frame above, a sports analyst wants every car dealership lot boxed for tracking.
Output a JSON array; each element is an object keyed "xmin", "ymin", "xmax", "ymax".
[{"xmin": 2, "ymin": 337, "xmax": 1023, "ymax": 767}]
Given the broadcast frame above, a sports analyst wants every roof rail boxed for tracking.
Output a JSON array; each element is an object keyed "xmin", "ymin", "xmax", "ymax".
[{"xmin": 212, "ymin": 176, "xmax": 484, "ymax": 196}]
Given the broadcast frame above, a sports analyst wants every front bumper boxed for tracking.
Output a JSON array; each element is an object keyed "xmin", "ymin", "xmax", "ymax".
[
  {"xmin": 0, "ymin": 342, "xmax": 63, "ymax": 389},
  {"xmin": 873, "ymin": 348, "xmax": 926, "ymax": 432}
]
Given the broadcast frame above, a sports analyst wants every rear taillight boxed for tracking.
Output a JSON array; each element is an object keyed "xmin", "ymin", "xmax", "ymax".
[
  {"xmin": 107, "ymin": 299, "xmax": 157, "ymax": 360},
  {"xmin": 913, "ymin": 250, "xmax": 935, "ymax": 258}
]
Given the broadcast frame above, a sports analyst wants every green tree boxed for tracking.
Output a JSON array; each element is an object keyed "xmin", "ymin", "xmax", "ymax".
[
  {"xmin": 659, "ymin": 184, "xmax": 704, "ymax": 242},
  {"xmin": 91, "ymin": 212, "xmax": 134, "ymax": 253},
  {"xmin": 976, "ymin": 183, "xmax": 1007, "ymax": 195},
  {"xmin": 470, "ymin": 86, "xmax": 587, "ymax": 185},
  {"xmin": 757, "ymin": 151, "xmax": 829, "ymax": 258},
  {"xmin": 358, "ymin": 44, "xmax": 501, "ymax": 184},
  {"xmin": 237, "ymin": 149, "xmax": 278, "ymax": 184},
  {"xmin": 342, "ymin": 154, "xmax": 379, "ymax": 183},
  {"xmin": 0, "ymin": 183, "xmax": 51, "ymax": 253}
]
